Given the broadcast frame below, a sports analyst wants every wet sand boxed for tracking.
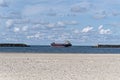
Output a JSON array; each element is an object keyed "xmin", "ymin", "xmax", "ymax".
[{"xmin": 0, "ymin": 53, "xmax": 120, "ymax": 80}]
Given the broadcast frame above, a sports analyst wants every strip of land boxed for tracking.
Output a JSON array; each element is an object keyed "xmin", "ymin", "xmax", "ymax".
[{"xmin": 0, "ymin": 53, "xmax": 120, "ymax": 80}]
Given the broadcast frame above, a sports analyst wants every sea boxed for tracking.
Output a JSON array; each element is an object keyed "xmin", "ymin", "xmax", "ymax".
[{"xmin": 0, "ymin": 45, "xmax": 120, "ymax": 53}]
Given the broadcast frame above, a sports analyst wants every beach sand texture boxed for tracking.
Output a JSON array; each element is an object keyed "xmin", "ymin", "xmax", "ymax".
[{"xmin": 0, "ymin": 53, "xmax": 120, "ymax": 80}]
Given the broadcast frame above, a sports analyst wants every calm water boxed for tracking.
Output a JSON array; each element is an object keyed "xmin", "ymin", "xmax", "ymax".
[{"xmin": 0, "ymin": 46, "xmax": 120, "ymax": 53}]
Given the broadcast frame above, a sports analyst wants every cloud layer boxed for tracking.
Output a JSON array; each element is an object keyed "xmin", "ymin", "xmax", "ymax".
[{"xmin": 0, "ymin": 0, "xmax": 119, "ymax": 45}]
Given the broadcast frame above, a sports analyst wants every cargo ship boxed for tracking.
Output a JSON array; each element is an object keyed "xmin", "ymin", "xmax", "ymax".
[
  {"xmin": 51, "ymin": 41, "xmax": 72, "ymax": 47},
  {"xmin": 0, "ymin": 43, "xmax": 30, "ymax": 47}
]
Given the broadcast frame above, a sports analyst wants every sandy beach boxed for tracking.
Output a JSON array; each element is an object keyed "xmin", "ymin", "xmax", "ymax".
[{"xmin": 0, "ymin": 53, "xmax": 120, "ymax": 80}]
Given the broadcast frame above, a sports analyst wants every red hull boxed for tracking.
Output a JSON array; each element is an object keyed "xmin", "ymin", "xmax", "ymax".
[
  {"xmin": 51, "ymin": 43, "xmax": 72, "ymax": 47},
  {"xmin": 51, "ymin": 44, "xmax": 64, "ymax": 46}
]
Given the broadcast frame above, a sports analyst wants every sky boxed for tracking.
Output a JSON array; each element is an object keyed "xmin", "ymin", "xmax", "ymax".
[{"xmin": 0, "ymin": 0, "xmax": 120, "ymax": 45}]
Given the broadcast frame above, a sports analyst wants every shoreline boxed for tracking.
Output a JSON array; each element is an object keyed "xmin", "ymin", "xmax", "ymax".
[{"xmin": 1, "ymin": 53, "xmax": 120, "ymax": 80}]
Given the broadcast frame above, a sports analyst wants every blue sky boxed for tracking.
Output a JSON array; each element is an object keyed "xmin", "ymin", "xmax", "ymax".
[{"xmin": 0, "ymin": 0, "xmax": 120, "ymax": 45}]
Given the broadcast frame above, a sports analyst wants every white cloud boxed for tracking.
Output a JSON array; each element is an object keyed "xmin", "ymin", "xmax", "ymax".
[
  {"xmin": 46, "ymin": 21, "xmax": 78, "ymax": 29},
  {"xmin": 14, "ymin": 27, "xmax": 20, "ymax": 32},
  {"xmin": 6, "ymin": 19, "xmax": 14, "ymax": 28},
  {"xmin": 6, "ymin": 18, "xmax": 30, "ymax": 28},
  {"xmin": 98, "ymin": 25, "xmax": 111, "ymax": 34},
  {"xmin": 13, "ymin": 25, "xmax": 28, "ymax": 33},
  {"xmin": 22, "ymin": 26, "xmax": 28, "ymax": 31},
  {"xmin": 46, "ymin": 23, "xmax": 55, "ymax": 28},
  {"xmin": 27, "ymin": 32, "xmax": 44, "ymax": 39},
  {"xmin": 32, "ymin": 24, "xmax": 46, "ymax": 30},
  {"xmin": 81, "ymin": 26, "xmax": 93, "ymax": 33},
  {"xmin": 70, "ymin": 21, "xmax": 79, "ymax": 25},
  {"xmin": 5, "ymin": 38, "xmax": 18, "ymax": 41},
  {"xmin": 27, "ymin": 35, "xmax": 34, "ymax": 39},
  {"xmin": 98, "ymin": 25, "xmax": 103, "ymax": 30},
  {"xmin": 99, "ymin": 29, "xmax": 111, "ymax": 34},
  {"xmin": 45, "ymin": 21, "xmax": 65, "ymax": 28},
  {"xmin": 57, "ymin": 21, "xmax": 65, "ymax": 27}
]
